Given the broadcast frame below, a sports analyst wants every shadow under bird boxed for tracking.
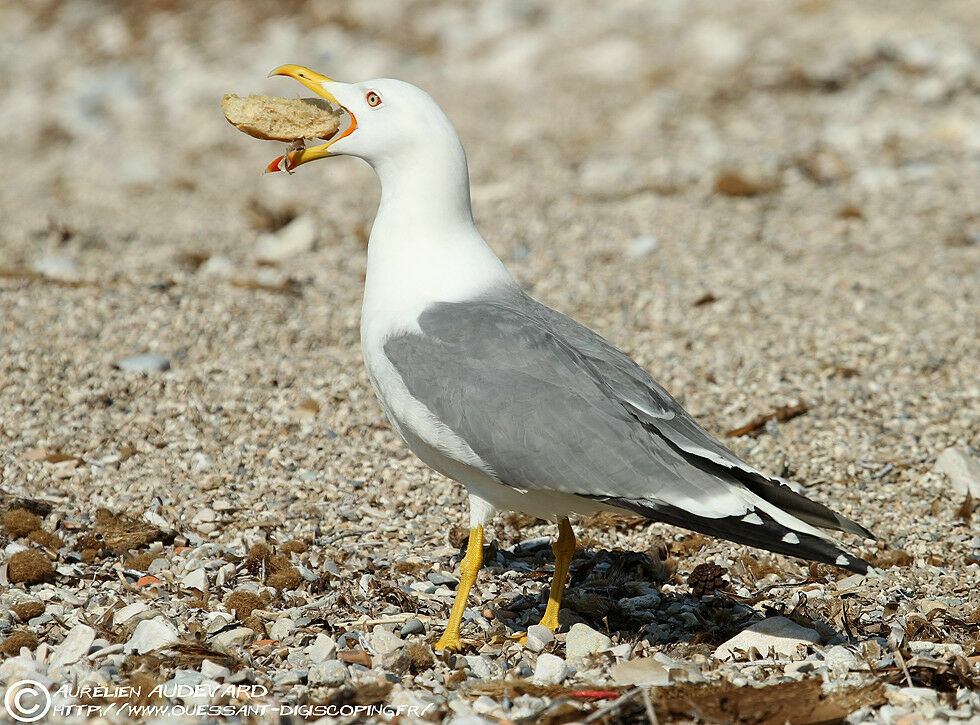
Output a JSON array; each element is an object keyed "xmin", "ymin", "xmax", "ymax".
[{"xmin": 257, "ymin": 65, "xmax": 873, "ymax": 651}]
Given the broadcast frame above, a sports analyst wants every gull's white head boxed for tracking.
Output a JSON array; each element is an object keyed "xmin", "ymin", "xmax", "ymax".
[{"xmin": 266, "ymin": 65, "xmax": 463, "ymax": 175}]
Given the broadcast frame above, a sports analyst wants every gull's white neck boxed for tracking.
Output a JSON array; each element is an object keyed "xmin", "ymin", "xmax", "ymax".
[{"xmin": 361, "ymin": 135, "xmax": 514, "ymax": 340}]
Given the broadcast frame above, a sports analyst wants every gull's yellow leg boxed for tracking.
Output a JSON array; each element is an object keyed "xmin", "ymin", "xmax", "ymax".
[
  {"xmin": 435, "ymin": 525, "xmax": 483, "ymax": 651},
  {"xmin": 538, "ymin": 517, "xmax": 576, "ymax": 632}
]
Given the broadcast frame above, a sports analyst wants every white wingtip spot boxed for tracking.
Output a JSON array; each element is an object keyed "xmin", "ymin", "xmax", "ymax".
[
  {"xmin": 742, "ymin": 512, "xmax": 764, "ymax": 525},
  {"xmin": 782, "ymin": 532, "xmax": 800, "ymax": 544},
  {"xmin": 836, "ymin": 555, "xmax": 849, "ymax": 566}
]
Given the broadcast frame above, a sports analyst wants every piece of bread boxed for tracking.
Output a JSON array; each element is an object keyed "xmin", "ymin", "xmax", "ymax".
[{"xmin": 222, "ymin": 94, "xmax": 342, "ymax": 142}]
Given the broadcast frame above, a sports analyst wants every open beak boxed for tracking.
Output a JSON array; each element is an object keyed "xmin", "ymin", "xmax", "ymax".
[{"xmin": 264, "ymin": 65, "xmax": 358, "ymax": 173}]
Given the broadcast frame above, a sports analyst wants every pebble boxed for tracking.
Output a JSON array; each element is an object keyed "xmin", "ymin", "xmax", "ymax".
[
  {"xmin": 713, "ymin": 164, "xmax": 782, "ymax": 196},
  {"xmin": 532, "ymin": 653, "xmax": 567, "ymax": 685},
  {"xmin": 427, "ymin": 572, "xmax": 459, "ymax": 587},
  {"xmin": 888, "ymin": 686, "xmax": 940, "ymax": 707},
  {"xmin": 714, "ymin": 617, "xmax": 820, "ymax": 661},
  {"xmin": 254, "ymin": 214, "xmax": 316, "ymax": 262},
  {"xmin": 463, "ymin": 655, "xmax": 495, "ymax": 680},
  {"xmin": 125, "ymin": 617, "xmax": 179, "ymax": 654},
  {"xmin": 337, "ymin": 649, "xmax": 372, "ymax": 667},
  {"xmin": 472, "ymin": 695, "xmax": 501, "ymax": 716},
  {"xmin": 309, "ymin": 659, "xmax": 348, "ymax": 686},
  {"xmin": 181, "ymin": 567, "xmax": 208, "ymax": 591},
  {"xmin": 524, "ymin": 624, "xmax": 554, "ymax": 652},
  {"xmin": 198, "ymin": 254, "xmax": 234, "ymax": 278},
  {"xmin": 565, "ymin": 623, "xmax": 612, "ymax": 662},
  {"xmin": 823, "ymin": 644, "xmax": 862, "ymax": 673},
  {"xmin": 34, "ymin": 255, "xmax": 79, "ymax": 281},
  {"xmin": 113, "ymin": 602, "xmax": 149, "ymax": 626},
  {"xmin": 627, "ymin": 235, "xmax": 659, "ymax": 258},
  {"xmin": 307, "ymin": 634, "xmax": 337, "ymax": 663},
  {"xmin": 269, "ymin": 617, "xmax": 295, "ymax": 642},
  {"xmin": 370, "ymin": 628, "xmax": 405, "ymax": 657},
  {"xmin": 211, "ymin": 627, "xmax": 256, "ymax": 652},
  {"xmin": 273, "ymin": 669, "xmax": 304, "ymax": 686},
  {"xmin": 934, "ymin": 447, "xmax": 980, "ymax": 498},
  {"xmin": 399, "ymin": 618, "xmax": 425, "ymax": 637},
  {"xmin": 784, "ymin": 659, "xmax": 819, "ymax": 677},
  {"xmin": 115, "ymin": 353, "xmax": 171, "ymax": 373},
  {"xmin": 190, "ymin": 452, "xmax": 213, "ymax": 472},
  {"xmin": 610, "ymin": 656, "xmax": 669, "ymax": 686},
  {"xmin": 200, "ymin": 659, "xmax": 232, "ymax": 681},
  {"xmin": 621, "ymin": 592, "xmax": 662, "ymax": 620},
  {"xmin": 49, "ymin": 624, "xmax": 95, "ymax": 669}
]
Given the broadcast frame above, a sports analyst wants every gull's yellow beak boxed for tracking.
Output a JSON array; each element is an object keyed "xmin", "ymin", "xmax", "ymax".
[{"xmin": 265, "ymin": 65, "xmax": 357, "ymax": 173}]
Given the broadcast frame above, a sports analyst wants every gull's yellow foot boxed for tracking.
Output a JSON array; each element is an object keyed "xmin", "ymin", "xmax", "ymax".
[
  {"xmin": 433, "ymin": 525, "xmax": 483, "ymax": 652},
  {"xmin": 512, "ymin": 518, "xmax": 577, "ymax": 645},
  {"xmin": 434, "ymin": 631, "xmax": 463, "ymax": 652},
  {"xmin": 537, "ymin": 607, "xmax": 562, "ymax": 634},
  {"xmin": 535, "ymin": 517, "xmax": 576, "ymax": 633}
]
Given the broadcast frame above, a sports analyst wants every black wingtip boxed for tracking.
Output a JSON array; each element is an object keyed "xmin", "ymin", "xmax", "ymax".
[
  {"xmin": 835, "ymin": 513, "xmax": 876, "ymax": 541},
  {"xmin": 589, "ymin": 495, "xmax": 872, "ymax": 575}
]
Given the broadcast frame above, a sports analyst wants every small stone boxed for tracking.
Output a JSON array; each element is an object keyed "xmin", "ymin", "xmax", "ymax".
[
  {"xmin": 714, "ymin": 617, "xmax": 820, "ymax": 661},
  {"xmin": 273, "ymin": 669, "xmax": 304, "ymax": 686},
  {"xmin": 427, "ymin": 572, "xmax": 459, "ymax": 587},
  {"xmin": 399, "ymin": 618, "xmax": 425, "ymax": 637},
  {"xmin": 200, "ymin": 659, "xmax": 232, "ymax": 681},
  {"xmin": 309, "ymin": 659, "xmax": 348, "ymax": 686},
  {"xmin": 34, "ymin": 255, "xmax": 78, "ymax": 281},
  {"xmin": 934, "ymin": 447, "xmax": 980, "ymax": 498},
  {"xmin": 610, "ymin": 656, "xmax": 669, "ymax": 686},
  {"xmin": 49, "ymin": 624, "xmax": 95, "ymax": 668},
  {"xmin": 823, "ymin": 644, "xmax": 861, "ymax": 673},
  {"xmin": 713, "ymin": 165, "xmax": 781, "ymax": 197},
  {"xmin": 181, "ymin": 567, "xmax": 208, "ymax": 591},
  {"xmin": 888, "ymin": 687, "xmax": 939, "ymax": 707},
  {"xmin": 113, "ymin": 602, "xmax": 148, "ymax": 625},
  {"xmin": 621, "ymin": 592, "xmax": 663, "ymax": 620},
  {"xmin": 337, "ymin": 649, "xmax": 372, "ymax": 667},
  {"xmin": 269, "ymin": 618, "xmax": 295, "ymax": 642},
  {"xmin": 565, "ymin": 623, "xmax": 612, "ymax": 662},
  {"xmin": 835, "ymin": 573, "xmax": 865, "ymax": 590},
  {"xmin": 607, "ymin": 643, "xmax": 631, "ymax": 659},
  {"xmin": 212, "ymin": 627, "xmax": 257, "ymax": 652},
  {"xmin": 198, "ymin": 254, "xmax": 235, "ymax": 278},
  {"xmin": 463, "ymin": 655, "xmax": 494, "ymax": 680},
  {"xmin": 125, "ymin": 617, "xmax": 179, "ymax": 654},
  {"xmin": 254, "ymin": 214, "xmax": 316, "ymax": 262},
  {"xmin": 524, "ymin": 625, "xmax": 554, "ymax": 652},
  {"xmin": 784, "ymin": 660, "xmax": 818, "ymax": 677},
  {"xmin": 115, "ymin": 353, "xmax": 171, "ymax": 373},
  {"xmin": 370, "ymin": 629, "xmax": 404, "ymax": 657},
  {"xmin": 307, "ymin": 634, "xmax": 337, "ymax": 662},
  {"xmin": 473, "ymin": 695, "xmax": 501, "ymax": 716},
  {"xmin": 627, "ymin": 235, "xmax": 659, "ymax": 258},
  {"xmin": 532, "ymin": 653, "xmax": 567, "ymax": 685},
  {"xmin": 190, "ymin": 452, "xmax": 213, "ymax": 472}
]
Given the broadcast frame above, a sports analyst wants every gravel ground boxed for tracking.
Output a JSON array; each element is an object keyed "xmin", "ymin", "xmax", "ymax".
[{"xmin": 1, "ymin": 1, "xmax": 978, "ymax": 723}]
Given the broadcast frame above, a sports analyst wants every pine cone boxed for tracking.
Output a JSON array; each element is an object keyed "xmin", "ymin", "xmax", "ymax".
[{"xmin": 688, "ymin": 562, "xmax": 729, "ymax": 597}]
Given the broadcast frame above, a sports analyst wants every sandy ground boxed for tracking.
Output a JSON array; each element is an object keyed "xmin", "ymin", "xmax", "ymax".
[{"xmin": 1, "ymin": 1, "xmax": 979, "ymax": 723}]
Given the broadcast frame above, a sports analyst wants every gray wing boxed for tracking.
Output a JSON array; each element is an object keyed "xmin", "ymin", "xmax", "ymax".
[
  {"xmin": 528, "ymin": 296, "xmax": 872, "ymax": 539},
  {"xmin": 384, "ymin": 288, "xmax": 871, "ymax": 571}
]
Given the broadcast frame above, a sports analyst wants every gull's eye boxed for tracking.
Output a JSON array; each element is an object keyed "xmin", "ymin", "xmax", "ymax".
[{"xmin": 366, "ymin": 91, "xmax": 382, "ymax": 107}]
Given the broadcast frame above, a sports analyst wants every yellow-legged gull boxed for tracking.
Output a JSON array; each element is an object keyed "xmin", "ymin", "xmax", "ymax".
[{"xmin": 258, "ymin": 65, "xmax": 872, "ymax": 652}]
